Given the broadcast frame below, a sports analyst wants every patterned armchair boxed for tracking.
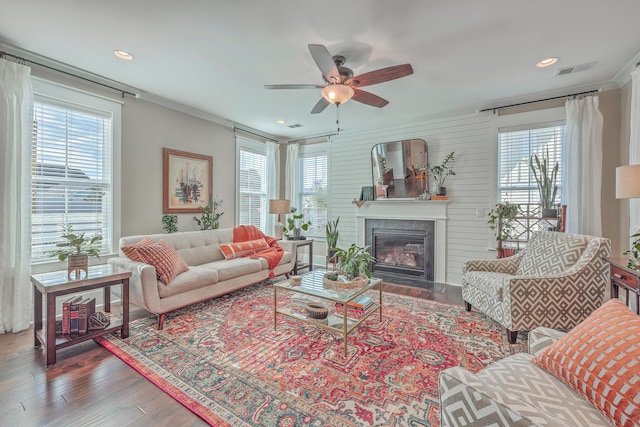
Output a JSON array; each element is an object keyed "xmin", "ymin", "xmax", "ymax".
[{"xmin": 462, "ymin": 231, "xmax": 610, "ymax": 343}]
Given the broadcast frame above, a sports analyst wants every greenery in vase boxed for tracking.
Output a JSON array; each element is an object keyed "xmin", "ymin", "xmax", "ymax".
[
  {"xmin": 47, "ymin": 225, "xmax": 102, "ymax": 261},
  {"xmin": 429, "ymin": 151, "xmax": 456, "ymax": 189},
  {"xmin": 194, "ymin": 196, "xmax": 224, "ymax": 230},
  {"xmin": 487, "ymin": 202, "xmax": 519, "ymax": 242},
  {"xmin": 530, "ymin": 150, "xmax": 558, "ymax": 210},
  {"xmin": 623, "ymin": 232, "xmax": 640, "ymax": 269},
  {"xmin": 161, "ymin": 214, "xmax": 178, "ymax": 233},
  {"xmin": 283, "ymin": 207, "xmax": 311, "ymax": 236},
  {"xmin": 329, "ymin": 243, "xmax": 376, "ymax": 279},
  {"xmin": 325, "ymin": 217, "xmax": 339, "ymax": 253}
]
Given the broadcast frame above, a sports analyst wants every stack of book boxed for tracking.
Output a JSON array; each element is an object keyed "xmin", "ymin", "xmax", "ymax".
[
  {"xmin": 61, "ymin": 296, "xmax": 96, "ymax": 335},
  {"xmin": 335, "ymin": 295, "xmax": 374, "ymax": 319}
]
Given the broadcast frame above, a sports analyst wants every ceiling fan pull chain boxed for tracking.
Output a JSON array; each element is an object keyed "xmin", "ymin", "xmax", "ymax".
[{"xmin": 336, "ymin": 104, "xmax": 341, "ymax": 134}]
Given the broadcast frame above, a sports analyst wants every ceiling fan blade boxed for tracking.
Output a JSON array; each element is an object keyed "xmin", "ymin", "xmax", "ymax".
[
  {"xmin": 352, "ymin": 89, "xmax": 389, "ymax": 108},
  {"xmin": 264, "ymin": 84, "xmax": 324, "ymax": 90},
  {"xmin": 311, "ymin": 98, "xmax": 330, "ymax": 114},
  {"xmin": 308, "ymin": 44, "xmax": 340, "ymax": 83},
  {"xmin": 350, "ymin": 64, "xmax": 413, "ymax": 87}
]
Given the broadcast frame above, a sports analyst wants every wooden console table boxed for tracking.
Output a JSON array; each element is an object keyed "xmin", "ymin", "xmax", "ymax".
[
  {"xmin": 31, "ymin": 264, "xmax": 131, "ymax": 365},
  {"xmin": 608, "ymin": 257, "xmax": 640, "ymax": 314}
]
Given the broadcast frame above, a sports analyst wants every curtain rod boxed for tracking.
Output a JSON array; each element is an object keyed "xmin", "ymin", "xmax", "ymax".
[
  {"xmin": 479, "ymin": 88, "xmax": 601, "ymax": 113},
  {"xmin": 288, "ymin": 132, "xmax": 338, "ymax": 144},
  {"xmin": 1, "ymin": 50, "xmax": 138, "ymax": 98},
  {"xmin": 233, "ymin": 125, "xmax": 279, "ymax": 143}
]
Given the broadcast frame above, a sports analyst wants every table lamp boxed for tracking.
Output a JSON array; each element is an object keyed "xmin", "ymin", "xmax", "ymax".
[
  {"xmin": 616, "ymin": 164, "xmax": 640, "ymax": 199},
  {"xmin": 269, "ymin": 199, "xmax": 291, "ymax": 239}
]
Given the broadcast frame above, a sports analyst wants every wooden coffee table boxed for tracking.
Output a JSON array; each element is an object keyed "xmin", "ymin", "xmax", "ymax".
[
  {"xmin": 31, "ymin": 264, "xmax": 131, "ymax": 365},
  {"xmin": 273, "ymin": 270, "xmax": 383, "ymax": 356}
]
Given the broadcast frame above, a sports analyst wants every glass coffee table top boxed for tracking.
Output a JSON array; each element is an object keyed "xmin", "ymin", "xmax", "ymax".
[{"xmin": 273, "ymin": 269, "xmax": 382, "ymax": 303}]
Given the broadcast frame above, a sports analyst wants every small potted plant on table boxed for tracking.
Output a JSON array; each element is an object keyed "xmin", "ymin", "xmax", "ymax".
[
  {"xmin": 47, "ymin": 225, "xmax": 102, "ymax": 279},
  {"xmin": 429, "ymin": 151, "xmax": 456, "ymax": 196},
  {"xmin": 326, "ymin": 244, "xmax": 377, "ymax": 288},
  {"xmin": 284, "ymin": 207, "xmax": 311, "ymax": 240}
]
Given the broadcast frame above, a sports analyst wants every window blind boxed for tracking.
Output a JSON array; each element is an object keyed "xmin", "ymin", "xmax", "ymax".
[
  {"xmin": 298, "ymin": 153, "xmax": 328, "ymax": 236},
  {"xmin": 31, "ymin": 99, "xmax": 113, "ymax": 262},
  {"xmin": 498, "ymin": 124, "xmax": 564, "ymax": 205},
  {"xmin": 238, "ymin": 148, "xmax": 267, "ymax": 230}
]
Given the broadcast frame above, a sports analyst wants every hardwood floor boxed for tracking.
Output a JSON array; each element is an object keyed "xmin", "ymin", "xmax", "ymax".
[{"xmin": 0, "ymin": 282, "xmax": 463, "ymax": 426}]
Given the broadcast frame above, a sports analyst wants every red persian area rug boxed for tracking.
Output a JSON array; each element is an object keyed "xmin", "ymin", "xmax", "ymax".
[{"xmin": 97, "ymin": 283, "xmax": 526, "ymax": 427}]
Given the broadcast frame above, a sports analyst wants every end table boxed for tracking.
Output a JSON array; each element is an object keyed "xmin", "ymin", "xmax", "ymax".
[{"xmin": 31, "ymin": 264, "xmax": 131, "ymax": 365}]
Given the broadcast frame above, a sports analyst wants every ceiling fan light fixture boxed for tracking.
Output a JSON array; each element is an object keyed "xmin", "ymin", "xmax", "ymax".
[{"xmin": 321, "ymin": 84, "xmax": 354, "ymax": 105}]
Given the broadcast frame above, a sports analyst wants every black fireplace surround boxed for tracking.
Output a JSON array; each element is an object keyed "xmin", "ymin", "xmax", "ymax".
[{"xmin": 365, "ymin": 218, "xmax": 435, "ymax": 287}]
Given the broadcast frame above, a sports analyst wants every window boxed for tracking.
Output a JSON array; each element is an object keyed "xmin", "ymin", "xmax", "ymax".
[
  {"xmin": 298, "ymin": 145, "xmax": 328, "ymax": 237},
  {"xmin": 31, "ymin": 89, "xmax": 118, "ymax": 263},
  {"xmin": 237, "ymin": 139, "xmax": 267, "ymax": 230},
  {"xmin": 498, "ymin": 123, "xmax": 565, "ymax": 206}
]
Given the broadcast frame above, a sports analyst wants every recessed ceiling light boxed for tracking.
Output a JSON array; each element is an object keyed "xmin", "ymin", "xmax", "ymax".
[
  {"xmin": 113, "ymin": 50, "xmax": 134, "ymax": 61},
  {"xmin": 276, "ymin": 119, "xmax": 286, "ymax": 124},
  {"xmin": 536, "ymin": 57, "xmax": 558, "ymax": 68}
]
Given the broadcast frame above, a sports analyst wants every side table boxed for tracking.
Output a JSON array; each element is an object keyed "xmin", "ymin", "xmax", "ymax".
[
  {"xmin": 31, "ymin": 264, "xmax": 131, "ymax": 365},
  {"xmin": 290, "ymin": 239, "xmax": 314, "ymax": 275},
  {"xmin": 608, "ymin": 257, "xmax": 640, "ymax": 314}
]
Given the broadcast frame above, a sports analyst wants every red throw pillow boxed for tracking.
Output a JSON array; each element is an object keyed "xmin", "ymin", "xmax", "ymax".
[
  {"xmin": 137, "ymin": 239, "xmax": 189, "ymax": 284},
  {"xmin": 220, "ymin": 238, "xmax": 269, "ymax": 260},
  {"xmin": 121, "ymin": 237, "xmax": 155, "ymax": 262},
  {"xmin": 531, "ymin": 299, "xmax": 640, "ymax": 427}
]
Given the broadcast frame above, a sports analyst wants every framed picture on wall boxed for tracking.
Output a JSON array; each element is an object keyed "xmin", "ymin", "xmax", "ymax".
[{"xmin": 163, "ymin": 148, "xmax": 212, "ymax": 213}]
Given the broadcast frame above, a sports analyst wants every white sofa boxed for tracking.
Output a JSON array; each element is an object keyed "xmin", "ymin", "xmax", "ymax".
[{"xmin": 108, "ymin": 229, "xmax": 296, "ymax": 329}]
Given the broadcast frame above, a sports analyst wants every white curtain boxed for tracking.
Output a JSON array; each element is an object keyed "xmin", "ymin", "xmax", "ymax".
[
  {"xmin": 265, "ymin": 141, "xmax": 280, "ymax": 236},
  {"xmin": 0, "ymin": 59, "xmax": 34, "ymax": 334},
  {"xmin": 629, "ymin": 68, "xmax": 640, "ymax": 236},
  {"xmin": 285, "ymin": 143, "xmax": 299, "ymax": 209},
  {"xmin": 564, "ymin": 96, "xmax": 603, "ymax": 236}
]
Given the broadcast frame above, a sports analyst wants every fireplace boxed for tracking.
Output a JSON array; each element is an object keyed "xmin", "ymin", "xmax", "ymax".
[
  {"xmin": 365, "ymin": 219, "xmax": 435, "ymax": 285},
  {"xmin": 356, "ymin": 200, "xmax": 447, "ymax": 284}
]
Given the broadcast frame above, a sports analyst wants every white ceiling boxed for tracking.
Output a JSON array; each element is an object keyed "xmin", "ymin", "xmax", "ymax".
[{"xmin": 1, "ymin": 1, "xmax": 640, "ymax": 139}]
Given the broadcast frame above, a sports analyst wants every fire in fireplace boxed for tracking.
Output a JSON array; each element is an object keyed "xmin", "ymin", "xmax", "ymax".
[{"xmin": 365, "ymin": 219, "xmax": 435, "ymax": 286}]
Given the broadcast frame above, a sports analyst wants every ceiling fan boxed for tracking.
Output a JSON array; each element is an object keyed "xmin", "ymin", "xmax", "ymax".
[{"xmin": 264, "ymin": 44, "xmax": 413, "ymax": 114}]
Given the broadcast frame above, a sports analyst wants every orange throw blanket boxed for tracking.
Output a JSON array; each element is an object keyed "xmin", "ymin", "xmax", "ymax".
[{"xmin": 233, "ymin": 225, "xmax": 284, "ymax": 278}]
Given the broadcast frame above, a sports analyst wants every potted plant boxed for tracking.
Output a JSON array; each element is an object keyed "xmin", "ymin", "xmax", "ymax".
[
  {"xmin": 429, "ymin": 151, "xmax": 455, "ymax": 196},
  {"xmin": 284, "ymin": 207, "xmax": 311, "ymax": 240},
  {"xmin": 623, "ymin": 232, "xmax": 640, "ymax": 269},
  {"xmin": 325, "ymin": 217, "xmax": 340, "ymax": 259},
  {"xmin": 328, "ymin": 243, "xmax": 377, "ymax": 280},
  {"xmin": 47, "ymin": 225, "xmax": 102, "ymax": 278},
  {"xmin": 161, "ymin": 214, "xmax": 178, "ymax": 233},
  {"xmin": 487, "ymin": 202, "xmax": 519, "ymax": 257},
  {"xmin": 193, "ymin": 196, "xmax": 224, "ymax": 230},
  {"xmin": 530, "ymin": 150, "xmax": 559, "ymax": 218}
]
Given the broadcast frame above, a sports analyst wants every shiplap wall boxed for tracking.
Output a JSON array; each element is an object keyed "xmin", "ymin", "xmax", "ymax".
[{"xmin": 328, "ymin": 112, "xmax": 497, "ymax": 285}]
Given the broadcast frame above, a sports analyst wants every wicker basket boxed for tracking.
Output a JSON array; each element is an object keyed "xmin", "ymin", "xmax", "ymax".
[{"xmin": 323, "ymin": 273, "xmax": 368, "ymax": 289}]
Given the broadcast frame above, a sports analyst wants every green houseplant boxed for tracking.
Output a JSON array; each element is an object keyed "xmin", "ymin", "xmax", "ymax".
[
  {"xmin": 623, "ymin": 232, "xmax": 640, "ymax": 269},
  {"xmin": 47, "ymin": 225, "xmax": 102, "ymax": 262},
  {"xmin": 193, "ymin": 196, "xmax": 224, "ymax": 230},
  {"xmin": 284, "ymin": 207, "xmax": 311, "ymax": 240},
  {"xmin": 161, "ymin": 214, "xmax": 178, "ymax": 233},
  {"xmin": 328, "ymin": 244, "xmax": 376, "ymax": 279},
  {"xmin": 429, "ymin": 151, "xmax": 456, "ymax": 196},
  {"xmin": 530, "ymin": 150, "xmax": 559, "ymax": 218},
  {"xmin": 487, "ymin": 202, "xmax": 519, "ymax": 257},
  {"xmin": 325, "ymin": 217, "xmax": 340, "ymax": 258},
  {"xmin": 47, "ymin": 225, "xmax": 102, "ymax": 278}
]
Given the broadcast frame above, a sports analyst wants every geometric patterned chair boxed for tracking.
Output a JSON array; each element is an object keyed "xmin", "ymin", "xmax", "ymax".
[
  {"xmin": 462, "ymin": 231, "xmax": 610, "ymax": 343},
  {"xmin": 438, "ymin": 326, "xmax": 614, "ymax": 426}
]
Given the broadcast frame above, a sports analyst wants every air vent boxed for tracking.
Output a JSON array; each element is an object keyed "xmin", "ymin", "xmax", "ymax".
[
  {"xmin": 287, "ymin": 123, "xmax": 303, "ymax": 128},
  {"xmin": 556, "ymin": 61, "xmax": 597, "ymax": 76}
]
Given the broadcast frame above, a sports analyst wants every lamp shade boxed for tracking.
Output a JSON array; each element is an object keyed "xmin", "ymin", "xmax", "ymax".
[
  {"xmin": 269, "ymin": 199, "xmax": 291, "ymax": 214},
  {"xmin": 616, "ymin": 165, "xmax": 640, "ymax": 199},
  {"xmin": 321, "ymin": 84, "xmax": 354, "ymax": 105}
]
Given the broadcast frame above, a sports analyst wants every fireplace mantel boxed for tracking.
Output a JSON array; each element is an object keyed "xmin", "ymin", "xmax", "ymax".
[{"xmin": 356, "ymin": 201, "xmax": 447, "ymax": 283}]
